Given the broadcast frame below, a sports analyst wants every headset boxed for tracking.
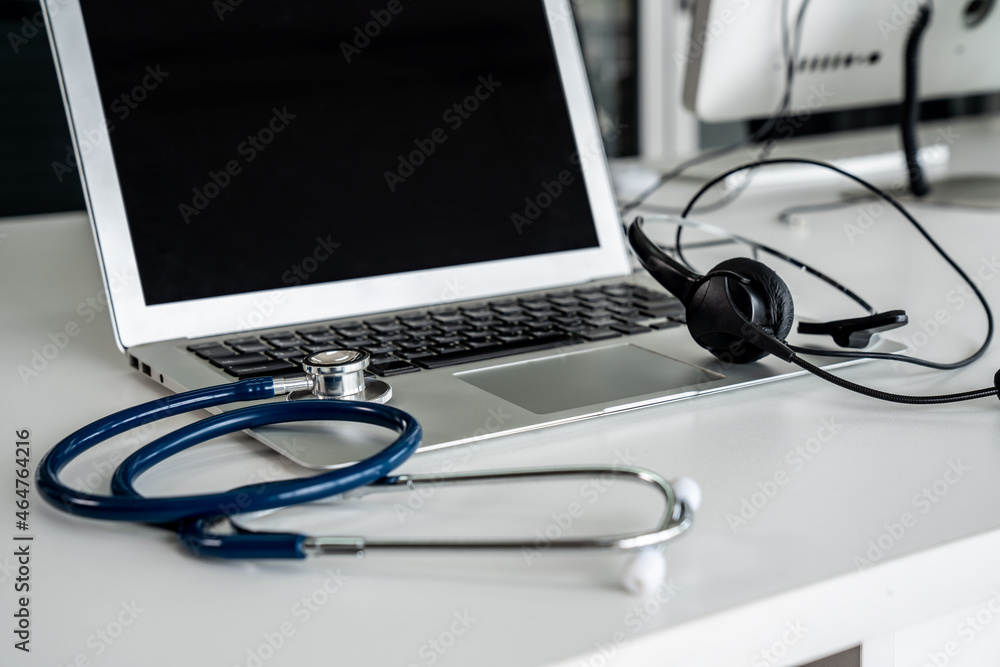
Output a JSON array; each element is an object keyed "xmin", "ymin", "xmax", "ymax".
[{"xmin": 628, "ymin": 157, "xmax": 1000, "ymax": 405}]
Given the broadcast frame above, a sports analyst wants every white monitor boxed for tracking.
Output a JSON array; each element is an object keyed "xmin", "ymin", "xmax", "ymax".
[{"xmin": 683, "ymin": 0, "xmax": 1000, "ymax": 124}]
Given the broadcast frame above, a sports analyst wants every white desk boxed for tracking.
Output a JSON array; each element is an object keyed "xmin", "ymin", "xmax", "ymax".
[{"xmin": 5, "ymin": 120, "xmax": 1000, "ymax": 667}]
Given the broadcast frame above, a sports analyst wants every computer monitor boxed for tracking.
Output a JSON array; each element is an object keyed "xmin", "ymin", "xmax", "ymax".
[{"xmin": 683, "ymin": 0, "xmax": 1000, "ymax": 123}]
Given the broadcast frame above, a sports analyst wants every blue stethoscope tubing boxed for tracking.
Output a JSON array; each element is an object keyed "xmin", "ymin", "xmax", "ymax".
[{"xmin": 37, "ymin": 377, "xmax": 422, "ymax": 535}]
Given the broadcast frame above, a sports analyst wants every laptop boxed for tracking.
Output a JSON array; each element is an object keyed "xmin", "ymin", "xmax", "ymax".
[{"xmin": 44, "ymin": 0, "xmax": 830, "ymax": 468}]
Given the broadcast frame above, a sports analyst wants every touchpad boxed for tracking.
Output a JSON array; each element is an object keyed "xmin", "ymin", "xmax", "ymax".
[{"xmin": 455, "ymin": 344, "xmax": 723, "ymax": 415}]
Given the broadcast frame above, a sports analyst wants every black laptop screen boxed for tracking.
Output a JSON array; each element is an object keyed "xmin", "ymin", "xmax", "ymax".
[{"xmin": 76, "ymin": 0, "xmax": 601, "ymax": 306}]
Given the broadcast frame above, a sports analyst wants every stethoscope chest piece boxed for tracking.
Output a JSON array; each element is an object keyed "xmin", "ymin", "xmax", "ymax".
[{"xmin": 288, "ymin": 349, "xmax": 392, "ymax": 404}]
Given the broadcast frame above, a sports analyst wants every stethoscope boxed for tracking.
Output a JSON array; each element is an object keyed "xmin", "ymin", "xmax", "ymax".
[{"xmin": 37, "ymin": 349, "xmax": 698, "ymax": 593}]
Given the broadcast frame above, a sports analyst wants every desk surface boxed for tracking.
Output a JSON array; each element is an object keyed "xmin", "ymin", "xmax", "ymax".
[{"xmin": 6, "ymin": 119, "xmax": 1000, "ymax": 667}]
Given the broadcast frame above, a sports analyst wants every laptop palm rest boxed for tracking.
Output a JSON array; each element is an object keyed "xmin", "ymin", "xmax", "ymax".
[{"xmin": 455, "ymin": 344, "xmax": 723, "ymax": 415}]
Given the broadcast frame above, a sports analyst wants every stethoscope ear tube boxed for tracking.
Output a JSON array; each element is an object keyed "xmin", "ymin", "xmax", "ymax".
[
  {"xmin": 36, "ymin": 377, "xmax": 422, "ymax": 524},
  {"xmin": 178, "ymin": 517, "xmax": 309, "ymax": 559}
]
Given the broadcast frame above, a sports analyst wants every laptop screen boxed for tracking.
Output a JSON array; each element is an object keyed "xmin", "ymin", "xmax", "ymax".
[{"xmin": 77, "ymin": 0, "xmax": 601, "ymax": 306}]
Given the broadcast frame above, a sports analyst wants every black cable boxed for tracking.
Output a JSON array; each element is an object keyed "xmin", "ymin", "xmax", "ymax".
[
  {"xmin": 676, "ymin": 157, "xmax": 994, "ymax": 373},
  {"xmin": 618, "ymin": 0, "xmax": 812, "ymax": 215},
  {"xmin": 788, "ymin": 354, "xmax": 997, "ymax": 404},
  {"xmin": 640, "ymin": 211, "xmax": 877, "ymax": 314},
  {"xmin": 901, "ymin": 1, "xmax": 933, "ymax": 197}
]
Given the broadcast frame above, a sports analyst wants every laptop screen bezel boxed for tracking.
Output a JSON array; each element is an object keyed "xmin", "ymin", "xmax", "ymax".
[{"xmin": 44, "ymin": 0, "xmax": 632, "ymax": 350}]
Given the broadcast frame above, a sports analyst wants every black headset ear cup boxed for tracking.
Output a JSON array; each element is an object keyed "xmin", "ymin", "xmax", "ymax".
[
  {"xmin": 713, "ymin": 257, "xmax": 795, "ymax": 341},
  {"xmin": 686, "ymin": 257, "xmax": 795, "ymax": 364}
]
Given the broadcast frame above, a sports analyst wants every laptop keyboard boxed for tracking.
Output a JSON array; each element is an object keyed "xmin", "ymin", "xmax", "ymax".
[{"xmin": 186, "ymin": 283, "xmax": 684, "ymax": 379}]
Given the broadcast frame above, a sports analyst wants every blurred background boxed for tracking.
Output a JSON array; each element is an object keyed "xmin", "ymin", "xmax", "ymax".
[{"xmin": 2, "ymin": 0, "xmax": 998, "ymax": 219}]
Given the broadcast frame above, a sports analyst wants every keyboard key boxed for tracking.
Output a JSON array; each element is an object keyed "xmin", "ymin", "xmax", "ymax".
[
  {"xmin": 366, "ymin": 320, "xmax": 405, "ymax": 333},
  {"xmin": 640, "ymin": 303, "xmax": 685, "ymax": 318},
  {"xmin": 400, "ymin": 317, "xmax": 434, "ymax": 328},
  {"xmin": 495, "ymin": 335, "xmax": 529, "ymax": 344},
  {"xmin": 369, "ymin": 360, "xmax": 421, "ymax": 376},
  {"xmin": 361, "ymin": 345, "xmax": 395, "ymax": 356},
  {"xmin": 224, "ymin": 336, "xmax": 260, "ymax": 346},
  {"xmin": 373, "ymin": 332, "xmax": 407, "ymax": 343},
  {"xmin": 232, "ymin": 342, "xmax": 271, "ymax": 354},
  {"xmin": 431, "ymin": 313, "xmax": 464, "ymax": 324},
  {"xmin": 650, "ymin": 320, "xmax": 683, "ymax": 330},
  {"xmin": 189, "ymin": 345, "xmax": 234, "ymax": 360},
  {"xmin": 211, "ymin": 353, "xmax": 270, "ymax": 368},
  {"xmin": 394, "ymin": 339, "xmax": 430, "ymax": 349},
  {"xmin": 611, "ymin": 323, "xmax": 652, "ymax": 335},
  {"xmin": 496, "ymin": 314, "xmax": 529, "ymax": 324},
  {"xmin": 224, "ymin": 360, "xmax": 297, "ymax": 378},
  {"xmin": 296, "ymin": 326, "xmax": 331, "ymax": 337},
  {"xmin": 395, "ymin": 349, "xmax": 437, "ymax": 361},
  {"xmin": 268, "ymin": 349, "xmax": 305, "ymax": 360},
  {"xmin": 336, "ymin": 337, "xmax": 376, "ymax": 348},
  {"xmin": 188, "ymin": 341, "xmax": 226, "ymax": 351},
  {"xmin": 433, "ymin": 344, "xmax": 468, "ymax": 354},
  {"xmin": 304, "ymin": 332, "xmax": 339, "ymax": 344},
  {"xmin": 524, "ymin": 320, "xmax": 557, "ymax": 331},
  {"xmin": 335, "ymin": 326, "xmax": 370, "ymax": 338},
  {"xmin": 301, "ymin": 344, "xmax": 342, "ymax": 353},
  {"xmin": 462, "ymin": 329, "xmax": 494, "ymax": 339},
  {"xmin": 434, "ymin": 323, "xmax": 468, "ymax": 333},
  {"xmin": 492, "ymin": 326, "xmax": 526, "ymax": 336},
  {"xmin": 547, "ymin": 296, "xmax": 579, "ymax": 307},
  {"xmin": 578, "ymin": 328, "xmax": 622, "ymax": 341},
  {"xmin": 416, "ymin": 333, "xmax": 581, "ymax": 370},
  {"xmin": 268, "ymin": 338, "xmax": 305, "ymax": 349},
  {"xmin": 407, "ymin": 327, "xmax": 438, "ymax": 338}
]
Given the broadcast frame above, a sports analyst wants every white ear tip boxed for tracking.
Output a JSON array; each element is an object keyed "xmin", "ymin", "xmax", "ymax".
[
  {"xmin": 672, "ymin": 477, "xmax": 701, "ymax": 512},
  {"xmin": 621, "ymin": 548, "xmax": 666, "ymax": 595}
]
